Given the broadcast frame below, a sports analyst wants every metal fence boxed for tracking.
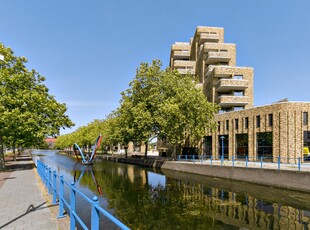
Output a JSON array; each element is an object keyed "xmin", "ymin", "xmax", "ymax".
[
  {"xmin": 36, "ymin": 160, "xmax": 130, "ymax": 230},
  {"xmin": 177, "ymin": 155, "xmax": 310, "ymax": 172}
]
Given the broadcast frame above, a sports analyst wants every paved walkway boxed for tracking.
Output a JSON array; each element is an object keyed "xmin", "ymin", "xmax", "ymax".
[{"xmin": 0, "ymin": 154, "xmax": 69, "ymax": 230}]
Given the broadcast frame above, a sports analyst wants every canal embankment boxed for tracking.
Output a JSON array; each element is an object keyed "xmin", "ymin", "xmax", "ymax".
[
  {"xmin": 97, "ymin": 154, "xmax": 310, "ymax": 193},
  {"xmin": 161, "ymin": 161, "xmax": 310, "ymax": 193}
]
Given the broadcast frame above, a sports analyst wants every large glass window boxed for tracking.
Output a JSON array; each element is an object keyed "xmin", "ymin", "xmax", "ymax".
[
  {"xmin": 218, "ymin": 135, "xmax": 229, "ymax": 159},
  {"xmin": 204, "ymin": 136, "xmax": 212, "ymax": 157},
  {"xmin": 235, "ymin": 134, "xmax": 248, "ymax": 159},
  {"xmin": 303, "ymin": 131, "xmax": 310, "ymax": 160},
  {"xmin": 257, "ymin": 132, "xmax": 273, "ymax": 160}
]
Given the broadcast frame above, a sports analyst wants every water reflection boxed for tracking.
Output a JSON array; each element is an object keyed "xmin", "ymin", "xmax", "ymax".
[{"xmin": 33, "ymin": 151, "xmax": 310, "ymax": 229}]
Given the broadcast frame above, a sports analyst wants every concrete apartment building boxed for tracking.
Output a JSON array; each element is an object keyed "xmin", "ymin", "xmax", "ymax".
[{"xmin": 170, "ymin": 26, "xmax": 310, "ymax": 162}]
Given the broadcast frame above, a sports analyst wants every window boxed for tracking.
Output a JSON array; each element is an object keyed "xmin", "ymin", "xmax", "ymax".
[
  {"xmin": 218, "ymin": 121, "xmax": 220, "ymax": 131},
  {"xmin": 256, "ymin": 115, "xmax": 261, "ymax": 128},
  {"xmin": 234, "ymin": 91, "xmax": 244, "ymax": 96},
  {"xmin": 234, "ymin": 106, "xmax": 244, "ymax": 111},
  {"xmin": 245, "ymin": 117, "xmax": 249, "ymax": 129},
  {"xmin": 235, "ymin": 119, "xmax": 239, "ymax": 129},
  {"xmin": 303, "ymin": 112, "xmax": 308, "ymax": 126},
  {"xmin": 268, "ymin": 114, "xmax": 273, "ymax": 127},
  {"xmin": 233, "ymin": 75, "xmax": 243, "ymax": 80},
  {"xmin": 226, "ymin": 120, "xmax": 229, "ymax": 130}
]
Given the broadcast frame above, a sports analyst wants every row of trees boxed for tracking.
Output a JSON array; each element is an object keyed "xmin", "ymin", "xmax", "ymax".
[
  {"xmin": 0, "ymin": 43, "xmax": 74, "ymax": 169},
  {"xmin": 55, "ymin": 60, "xmax": 218, "ymax": 158}
]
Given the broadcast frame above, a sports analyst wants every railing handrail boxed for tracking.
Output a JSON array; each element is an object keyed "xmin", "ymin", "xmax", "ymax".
[
  {"xmin": 177, "ymin": 154, "xmax": 310, "ymax": 172},
  {"xmin": 36, "ymin": 160, "xmax": 130, "ymax": 230}
]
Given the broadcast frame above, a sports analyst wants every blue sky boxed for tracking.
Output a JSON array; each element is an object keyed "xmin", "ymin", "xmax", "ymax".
[{"xmin": 1, "ymin": 0, "xmax": 310, "ymax": 134}]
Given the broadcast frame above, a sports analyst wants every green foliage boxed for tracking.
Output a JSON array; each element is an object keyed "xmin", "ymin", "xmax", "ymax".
[
  {"xmin": 56, "ymin": 59, "xmax": 218, "ymax": 158},
  {"xmin": 0, "ymin": 42, "xmax": 74, "ymax": 169}
]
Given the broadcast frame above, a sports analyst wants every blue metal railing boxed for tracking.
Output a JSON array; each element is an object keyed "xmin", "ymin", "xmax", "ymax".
[
  {"xmin": 177, "ymin": 154, "xmax": 310, "ymax": 172},
  {"xmin": 36, "ymin": 160, "xmax": 130, "ymax": 230}
]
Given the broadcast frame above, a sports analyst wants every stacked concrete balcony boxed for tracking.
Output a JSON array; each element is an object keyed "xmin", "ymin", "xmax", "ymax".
[{"xmin": 169, "ymin": 26, "xmax": 254, "ymax": 112}]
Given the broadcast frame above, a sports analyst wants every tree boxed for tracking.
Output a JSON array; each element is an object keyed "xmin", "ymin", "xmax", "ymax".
[
  {"xmin": 156, "ymin": 68, "xmax": 218, "ymax": 158},
  {"xmin": 0, "ymin": 42, "xmax": 74, "ymax": 169},
  {"xmin": 117, "ymin": 60, "xmax": 162, "ymax": 158},
  {"xmin": 117, "ymin": 60, "xmax": 218, "ymax": 158}
]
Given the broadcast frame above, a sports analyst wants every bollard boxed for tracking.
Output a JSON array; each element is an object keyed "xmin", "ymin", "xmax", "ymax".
[
  {"xmin": 278, "ymin": 156, "xmax": 280, "ymax": 170},
  {"xmin": 52, "ymin": 171, "xmax": 57, "ymax": 204},
  {"xmin": 178, "ymin": 155, "xmax": 180, "ymax": 161},
  {"xmin": 70, "ymin": 182, "xmax": 76, "ymax": 230},
  {"xmin": 246, "ymin": 156, "xmax": 248, "ymax": 168},
  {"xmin": 298, "ymin": 157, "xmax": 301, "ymax": 171},
  {"xmin": 91, "ymin": 196, "xmax": 100, "ymax": 229},
  {"xmin": 221, "ymin": 154, "xmax": 224, "ymax": 166},
  {"xmin": 192, "ymin": 155, "xmax": 195, "ymax": 164},
  {"xmin": 210, "ymin": 155, "xmax": 213, "ymax": 165},
  {"xmin": 201, "ymin": 155, "xmax": 204, "ymax": 164},
  {"xmin": 185, "ymin": 155, "xmax": 187, "ymax": 162},
  {"xmin": 57, "ymin": 175, "xmax": 65, "ymax": 218},
  {"xmin": 260, "ymin": 156, "xmax": 263, "ymax": 169}
]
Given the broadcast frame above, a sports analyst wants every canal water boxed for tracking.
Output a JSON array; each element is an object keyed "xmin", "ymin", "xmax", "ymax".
[{"xmin": 33, "ymin": 150, "xmax": 310, "ymax": 230}]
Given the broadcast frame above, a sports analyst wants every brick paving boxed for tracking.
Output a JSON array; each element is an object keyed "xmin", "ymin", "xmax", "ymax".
[{"xmin": 0, "ymin": 154, "xmax": 69, "ymax": 230}]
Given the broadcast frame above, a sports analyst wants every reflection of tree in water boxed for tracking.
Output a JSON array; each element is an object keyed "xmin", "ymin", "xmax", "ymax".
[{"xmin": 74, "ymin": 161, "xmax": 310, "ymax": 230}]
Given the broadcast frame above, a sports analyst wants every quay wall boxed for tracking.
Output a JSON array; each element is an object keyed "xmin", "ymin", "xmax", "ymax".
[
  {"xmin": 161, "ymin": 161, "xmax": 310, "ymax": 192},
  {"xmin": 97, "ymin": 155, "xmax": 310, "ymax": 192}
]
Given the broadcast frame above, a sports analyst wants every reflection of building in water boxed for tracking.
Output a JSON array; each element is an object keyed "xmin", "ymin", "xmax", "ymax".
[
  {"xmin": 124, "ymin": 165, "xmax": 146, "ymax": 185},
  {"xmin": 178, "ymin": 181, "xmax": 310, "ymax": 229}
]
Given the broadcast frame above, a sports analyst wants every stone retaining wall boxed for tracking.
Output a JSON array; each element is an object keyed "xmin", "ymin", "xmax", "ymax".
[{"xmin": 162, "ymin": 161, "xmax": 310, "ymax": 192}]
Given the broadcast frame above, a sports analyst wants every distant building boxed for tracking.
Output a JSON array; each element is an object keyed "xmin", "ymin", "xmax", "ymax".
[
  {"xmin": 45, "ymin": 137, "xmax": 56, "ymax": 149},
  {"xmin": 170, "ymin": 26, "xmax": 310, "ymax": 162}
]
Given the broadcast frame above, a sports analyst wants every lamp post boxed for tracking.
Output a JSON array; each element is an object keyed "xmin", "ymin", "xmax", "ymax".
[{"xmin": 220, "ymin": 136, "xmax": 225, "ymax": 160}]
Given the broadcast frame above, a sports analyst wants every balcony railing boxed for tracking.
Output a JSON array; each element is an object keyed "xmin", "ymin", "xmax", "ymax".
[
  {"xmin": 172, "ymin": 50, "xmax": 190, "ymax": 59},
  {"xmin": 206, "ymin": 51, "xmax": 231, "ymax": 64},
  {"xmin": 216, "ymin": 79, "xmax": 249, "ymax": 91},
  {"xmin": 176, "ymin": 68, "xmax": 195, "ymax": 75},
  {"xmin": 216, "ymin": 95, "xmax": 249, "ymax": 107},
  {"xmin": 199, "ymin": 33, "xmax": 220, "ymax": 44}
]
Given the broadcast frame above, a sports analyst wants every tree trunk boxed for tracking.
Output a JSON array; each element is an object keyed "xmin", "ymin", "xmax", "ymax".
[
  {"xmin": 125, "ymin": 146, "xmax": 128, "ymax": 158},
  {"xmin": 172, "ymin": 143, "xmax": 181, "ymax": 160},
  {"xmin": 0, "ymin": 136, "xmax": 5, "ymax": 171},
  {"xmin": 13, "ymin": 146, "xmax": 16, "ymax": 161},
  {"xmin": 144, "ymin": 142, "xmax": 148, "ymax": 159}
]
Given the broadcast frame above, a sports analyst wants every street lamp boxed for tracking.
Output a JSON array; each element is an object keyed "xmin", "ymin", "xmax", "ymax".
[{"xmin": 220, "ymin": 136, "xmax": 225, "ymax": 160}]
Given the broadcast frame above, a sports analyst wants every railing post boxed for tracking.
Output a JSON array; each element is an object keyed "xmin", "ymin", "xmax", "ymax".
[
  {"xmin": 44, "ymin": 164, "xmax": 48, "ymax": 188},
  {"xmin": 278, "ymin": 156, "xmax": 280, "ymax": 170},
  {"xmin": 52, "ymin": 170, "xmax": 57, "ymax": 205},
  {"xmin": 298, "ymin": 157, "xmax": 301, "ymax": 171},
  {"xmin": 48, "ymin": 167, "xmax": 52, "ymax": 194},
  {"xmin": 260, "ymin": 156, "xmax": 263, "ymax": 169},
  {"xmin": 70, "ymin": 182, "xmax": 76, "ymax": 230},
  {"xmin": 221, "ymin": 154, "xmax": 224, "ymax": 166},
  {"xmin": 232, "ymin": 155, "xmax": 235, "ymax": 167},
  {"xmin": 246, "ymin": 156, "xmax": 248, "ymax": 168},
  {"xmin": 91, "ymin": 196, "xmax": 100, "ymax": 229},
  {"xmin": 57, "ymin": 175, "xmax": 65, "ymax": 219}
]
